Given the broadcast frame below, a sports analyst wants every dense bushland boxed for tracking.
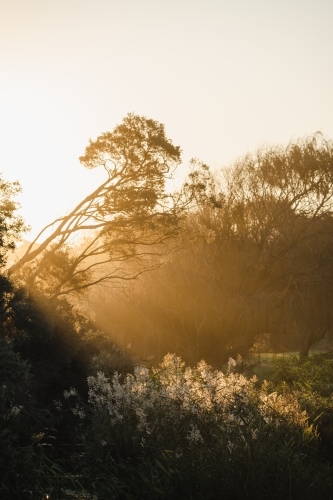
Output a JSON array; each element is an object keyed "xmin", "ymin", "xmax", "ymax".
[
  {"xmin": 0, "ymin": 293, "xmax": 133, "ymax": 498},
  {"xmin": 2, "ymin": 120, "xmax": 333, "ymax": 497},
  {"xmin": 82, "ymin": 134, "xmax": 333, "ymax": 365}
]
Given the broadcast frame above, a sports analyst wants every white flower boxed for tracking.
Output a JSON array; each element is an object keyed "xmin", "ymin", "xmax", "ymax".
[
  {"xmin": 72, "ymin": 405, "xmax": 85, "ymax": 419},
  {"xmin": 53, "ymin": 400, "xmax": 62, "ymax": 411},
  {"xmin": 10, "ymin": 405, "xmax": 22, "ymax": 416},
  {"xmin": 187, "ymin": 423, "xmax": 204, "ymax": 444},
  {"xmin": 63, "ymin": 387, "xmax": 78, "ymax": 399},
  {"xmin": 81, "ymin": 353, "xmax": 312, "ymax": 454},
  {"xmin": 227, "ymin": 357, "xmax": 237, "ymax": 373}
]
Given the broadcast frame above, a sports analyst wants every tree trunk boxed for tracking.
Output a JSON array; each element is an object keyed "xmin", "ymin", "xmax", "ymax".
[
  {"xmin": 300, "ymin": 326, "xmax": 328, "ymax": 361},
  {"xmin": 299, "ymin": 338, "xmax": 311, "ymax": 360}
]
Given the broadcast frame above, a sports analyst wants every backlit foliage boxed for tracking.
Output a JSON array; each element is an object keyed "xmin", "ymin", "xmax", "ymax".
[
  {"xmin": 56, "ymin": 354, "xmax": 333, "ymax": 499},
  {"xmin": 0, "ymin": 174, "xmax": 28, "ymax": 268},
  {"xmin": 9, "ymin": 114, "xmax": 182, "ymax": 298}
]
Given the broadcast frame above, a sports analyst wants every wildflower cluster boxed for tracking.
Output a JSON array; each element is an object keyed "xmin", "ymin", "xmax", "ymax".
[{"xmin": 83, "ymin": 354, "xmax": 311, "ymax": 461}]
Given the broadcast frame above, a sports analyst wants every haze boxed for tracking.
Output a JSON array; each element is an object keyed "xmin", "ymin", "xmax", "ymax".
[{"xmin": 1, "ymin": 0, "xmax": 332, "ymax": 238}]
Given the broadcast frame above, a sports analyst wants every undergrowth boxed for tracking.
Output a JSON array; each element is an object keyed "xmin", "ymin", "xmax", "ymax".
[{"xmin": 2, "ymin": 353, "xmax": 333, "ymax": 499}]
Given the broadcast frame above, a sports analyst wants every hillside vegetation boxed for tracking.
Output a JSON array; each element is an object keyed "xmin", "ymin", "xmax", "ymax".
[{"xmin": 2, "ymin": 116, "xmax": 333, "ymax": 498}]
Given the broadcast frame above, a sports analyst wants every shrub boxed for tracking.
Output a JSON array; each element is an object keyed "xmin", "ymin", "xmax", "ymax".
[
  {"xmin": 64, "ymin": 354, "xmax": 333, "ymax": 499},
  {"xmin": 269, "ymin": 352, "xmax": 333, "ymax": 457}
]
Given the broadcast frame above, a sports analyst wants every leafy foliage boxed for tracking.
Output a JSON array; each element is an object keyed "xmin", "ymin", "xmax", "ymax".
[
  {"xmin": 3, "ymin": 124, "xmax": 333, "ymax": 497},
  {"xmin": 9, "ymin": 114, "xmax": 182, "ymax": 298},
  {"xmin": 269, "ymin": 352, "xmax": 333, "ymax": 457},
  {"xmin": 0, "ymin": 174, "xmax": 29, "ymax": 268},
  {"xmin": 53, "ymin": 355, "xmax": 333, "ymax": 499},
  {"xmin": 82, "ymin": 133, "xmax": 333, "ymax": 364},
  {"xmin": 222, "ymin": 134, "xmax": 333, "ymax": 356},
  {"xmin": 0, "ymin": 275, "xmax": 134, "ymax": 499}
]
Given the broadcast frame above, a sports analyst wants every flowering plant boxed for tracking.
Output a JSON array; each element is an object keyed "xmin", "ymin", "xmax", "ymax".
[{"xmin": 69, "ymin": 354, "xmax": 312, "ymax": 462}]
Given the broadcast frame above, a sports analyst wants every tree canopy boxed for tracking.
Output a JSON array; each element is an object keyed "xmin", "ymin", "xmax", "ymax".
[
  {"xmin": 5, "ymin": 123, "xmax": 333, "ymax": 360},
  {"xmin": 84, "ymin": 134, "xmax": 333, "ymax": 363},
  {"xmin": 0, "ymin": 175, "xmax": 28, "ymax": 269},
  {"xmin": 8, "ymin": 113, "xmax": 182, "ymax": 298}
]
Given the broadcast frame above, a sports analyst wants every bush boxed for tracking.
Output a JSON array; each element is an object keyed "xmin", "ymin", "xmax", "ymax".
[
  {"xmin": 269, "ymin": 352, "xmax": 333, "ymax": 457},
  {"xmin": 62, "ymin": 354, "xmax": 333, "ymax": 499}
]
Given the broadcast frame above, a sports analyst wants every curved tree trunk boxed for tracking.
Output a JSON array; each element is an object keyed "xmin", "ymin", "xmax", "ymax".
[
  {"xmin": 299, "ymin": 334, "xmax": 312, "ymax": 360},
  {"xmin": 299, "ymin": 327, "xmax": 327, "ymax": 360}
]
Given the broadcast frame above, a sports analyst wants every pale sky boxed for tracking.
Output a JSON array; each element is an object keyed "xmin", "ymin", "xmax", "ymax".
[{"xmin": 1, "ymin": 0, "xmax": 333, "ymax": 239}]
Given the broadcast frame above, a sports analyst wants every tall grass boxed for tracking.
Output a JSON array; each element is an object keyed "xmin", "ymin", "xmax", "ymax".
[
  {"xmin": 55, "ymin": 354, "xmax": 333, "ymax": 499},
  {"xmin": 2, "ymin": 353, "xmax": 333, "ymax": 498}
]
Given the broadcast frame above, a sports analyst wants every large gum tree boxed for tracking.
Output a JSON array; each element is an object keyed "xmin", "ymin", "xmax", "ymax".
[{"xmin": 8, "ymin": 114, "xmax": 183, "ymax": 298}]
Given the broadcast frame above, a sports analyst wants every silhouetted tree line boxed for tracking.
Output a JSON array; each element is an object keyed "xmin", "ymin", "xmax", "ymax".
[
  {"xmin": 2, "ymin": 117, "xmax": 333, "ymax": 379},
  {"xmin": 81, "ymin": 132, "xmax": 333, "ymax": 365},
  {"xmin": 2, "ymin": 118, "xmax": 333, "ymax": 499}
]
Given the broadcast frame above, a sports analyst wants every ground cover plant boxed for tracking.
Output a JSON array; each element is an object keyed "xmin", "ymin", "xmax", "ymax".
[
  {"xmin": 2, "ymin": 344, "xmax": 333, "ymax": 498},
  {"xmin": 32, "ymin": 354, "xmax": 331, "ymax": 500},
  {"xmin": 268, "ymin": 352, "xmax": 333, "ymax": 459}
]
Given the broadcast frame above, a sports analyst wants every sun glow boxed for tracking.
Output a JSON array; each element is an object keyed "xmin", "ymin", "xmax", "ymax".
[
  {"xmin": 0, "ymin": 78, "xmax": 107, "ymax": 240},
  {"xmin": 1, "ymin": 0, "xmax": 332, "ymax": 242}
]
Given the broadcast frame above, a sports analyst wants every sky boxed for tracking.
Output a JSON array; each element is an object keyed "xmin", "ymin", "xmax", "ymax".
[{"xmin": 1, "ymin": 0, "xmax": 333, "ymax": 240}]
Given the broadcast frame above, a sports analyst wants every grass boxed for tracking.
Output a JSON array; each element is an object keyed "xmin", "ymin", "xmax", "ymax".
[
  {"xmin": 246, "ymin": 350, "xmax": 330, "ymax": 382},
  {"xmin": 2, "ymin": 351, "xmax": 333, "ymax": 499}
]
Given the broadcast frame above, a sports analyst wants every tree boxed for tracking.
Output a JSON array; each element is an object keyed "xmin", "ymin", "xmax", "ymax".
[
  {"xmin": 124, "ymin": 134, "xmax": 333, "ymax": 363},
  {"xmin": 83, "ymin": 135, "xmax": 333, "ymax": 365},
  {"xmin": 8, "ymin": 114, "xmax": 182, "ymax": 298},
  {"xmin": 212, "ymin": 133, "xmax": 333, "ymax": 358},
  {"xmin": 0, "ymin": 175, "xmax": 28, "ymax": 268},
  {"xmin": 82, "ymin": 164, "xmax": 262, "ymax": 367}
]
